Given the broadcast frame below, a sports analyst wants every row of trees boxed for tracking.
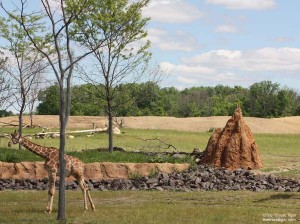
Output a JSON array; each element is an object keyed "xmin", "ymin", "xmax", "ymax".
[{"xmin": 37, "ymin": 80, "xmax": 300, "ymax": 118}]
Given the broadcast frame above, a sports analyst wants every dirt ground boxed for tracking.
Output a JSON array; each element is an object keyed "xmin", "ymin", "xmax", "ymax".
[{"xmin": 1, "ymin": 115, "xmax": 300, "ymax": 134}]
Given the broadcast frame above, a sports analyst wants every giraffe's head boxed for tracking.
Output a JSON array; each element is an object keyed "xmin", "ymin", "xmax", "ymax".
[{"xmin": 10, "ymin": 130, "xmax": 21, "ymax": 144}]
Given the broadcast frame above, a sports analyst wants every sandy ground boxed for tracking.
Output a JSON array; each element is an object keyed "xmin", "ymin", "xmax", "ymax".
[{"xmin": 1, "ymin": 115, "xmax": 300, "ymax": 134}]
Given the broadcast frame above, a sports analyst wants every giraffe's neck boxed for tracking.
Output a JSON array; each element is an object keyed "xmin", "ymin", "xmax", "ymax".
[{"xmin": 19, "ymin": 137, "xmax": 54, "ymax": 160}]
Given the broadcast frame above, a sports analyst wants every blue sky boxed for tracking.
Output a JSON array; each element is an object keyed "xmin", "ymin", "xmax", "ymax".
[
  {"xmin": 143, "ymin": 0, "xmax": 300, "ymax": 90},
  {"xmin": 1, "ymin": 0, "xmax": 299, "ymax": 91}
]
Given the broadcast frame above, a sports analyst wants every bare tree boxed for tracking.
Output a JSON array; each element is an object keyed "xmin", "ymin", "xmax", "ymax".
[
  {"xmin": 0, "ymin": 53, "xmax": 11, "ymax": 110},
  {"xmin": 0, "ymin": 15, "xmax": 47, "ymax": 145},
  {"xmin": 27, "ymin": 72, "xmax": 47, "ymax": 127},
  {"xmin": 0, "ymin": 0, "xmax": 107, "ymax": 220}
]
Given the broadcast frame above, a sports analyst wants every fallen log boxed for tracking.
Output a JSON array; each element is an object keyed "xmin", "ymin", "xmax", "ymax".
[
  {"xmin": 33, "ymin": 128, "xmax": 108, "ymax": 137},
  {"xmin": 0, "ymin": 121, "xmax": 19, "ymax": 127}
]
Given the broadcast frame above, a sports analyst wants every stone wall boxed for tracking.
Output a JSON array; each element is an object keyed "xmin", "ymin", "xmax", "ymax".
[{"xmin": 0, "ymin": 161, "xmax": 190, "ymax": 180}]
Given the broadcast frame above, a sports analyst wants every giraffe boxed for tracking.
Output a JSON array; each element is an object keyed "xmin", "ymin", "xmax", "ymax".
[{"xmin": 9, "ymin": 130, "xmax": 95, "ymax": 213}]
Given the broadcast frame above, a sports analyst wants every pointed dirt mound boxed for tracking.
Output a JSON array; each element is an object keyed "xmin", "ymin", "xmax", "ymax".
[{"xmin": 200, "ymin": 107, "xmax": 263, "ymax": 171}]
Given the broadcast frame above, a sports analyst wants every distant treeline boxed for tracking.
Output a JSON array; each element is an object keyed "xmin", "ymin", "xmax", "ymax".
[{"xmin": 36, "ymin": 80, "xmax": 300, "ymax": 118}]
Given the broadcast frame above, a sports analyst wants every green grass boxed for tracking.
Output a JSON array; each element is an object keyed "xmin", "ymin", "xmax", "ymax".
[
  {"xmin": 1, "ymin": 128, "xmax": 300, "ymax": 179},
  {"xmin": 0, "ymin": 128, "xmax": 211, "ymax": 152},
  {"xmin": 0, "ymin": 148, "xmax": 194, "ymax": 164},
  {"xmin": 0, "ymin": 190, "xmax": 299, "ymax": 224},
  {"xmin": 1, "ymin": 128, "xmax": 300, "ymax": 223}
]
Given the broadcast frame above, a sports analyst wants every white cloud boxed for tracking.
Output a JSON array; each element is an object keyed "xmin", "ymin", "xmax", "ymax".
[
  {"xmin": 148, "ymin": 28, "xmax": 200, "ymax": 52},
  {"xmin": 161, "ymin": 47, "xmax": 300, "ymax": 86},
  {"xmin": 40, "ymin": 0, "xmax": 62, "ymax": 12},
  {"xmin": 185, "ymin": 48, "xmax": 300, "ymax": 72},
  {"xmin": 160, "ymin": 62, "xmax": 216, "ymax": 75},
  {"xmin": 177, "ymin": 76, "xmax": 199, "ymax": 84},
  {"xmin": 161, "ymin": 61, "xmax": 246, "ymax": 85},
  {"xmin": 214, "ymin": 25, "xmax": 239, "ymax": 33},
  {"xmin": 1, "ymin": 49, "xmax": 17, "ymax": 66},
  {"xmin": 205, "ymin": 0, "xmax": 276, "ymax": 10},
  {"xmin": 143, "ymin": 0, "xmax": 204, "ymax": 23}
]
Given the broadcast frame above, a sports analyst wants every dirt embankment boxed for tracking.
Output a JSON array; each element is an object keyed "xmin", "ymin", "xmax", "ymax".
[
  {"xmin": 0, "ymin": 161, "xmax": 189, "ymax": 180},
  {"xmin": 1, "ymin": 115, "xmax": 300, "ymax": 134}
]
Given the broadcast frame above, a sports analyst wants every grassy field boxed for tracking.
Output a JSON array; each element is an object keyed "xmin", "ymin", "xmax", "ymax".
[
  {"xmin": 0, "ymin": 128, "xmax": 300, "ymax": 223},
  {"xmin": 0, "ymin": 190, "xmax": 299, "ymax": 224},
  {"xmin": 1, "ymin": 128, "xmax": 299, "ymax": 179},
  {"xmin": 0, "ymin": 128, "xmax": 212, "ymax": 152}
]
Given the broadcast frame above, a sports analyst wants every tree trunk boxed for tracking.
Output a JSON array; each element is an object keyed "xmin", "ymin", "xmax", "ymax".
[
  {"xmin": 29, "ymin": 106, "xmax": 34, "ymax": 128},
  {"xmin": 108, "ymin": 109, "xmax": 113, "ymax": 153},
  {"xmin": 106, "ymin": 85, "xmax": 114, "ymax": 153},
  {"xmin": 18, "ymin": 113, "xmax": 23, "ymax": 150},
  {"xmin": 57, "ymin": 119, "xmax": 66, "ymax": 221},
  {"xmin": 57, "ymin": 85, "xmax": 67, "ymax": 221}
]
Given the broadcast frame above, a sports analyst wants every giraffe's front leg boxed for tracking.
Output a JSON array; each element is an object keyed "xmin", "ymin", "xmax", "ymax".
[
  {"xmin": 45, "ymin": 172, "xmax": 56, "ymax": 214},
  {"xmin": 78, "ymin": 178, "xmax": 88, "ymax": 210}
]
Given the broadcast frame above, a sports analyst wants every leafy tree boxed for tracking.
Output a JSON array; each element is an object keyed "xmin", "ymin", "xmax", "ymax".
[
  {"xmin": 70, "ymin": 84, "xmax": 105, "ymax": 116},
  {"xmin": 37, "ymin": 83, "xmax": 105, "ymax": 116},
  {"xmin": 246, "ymin": 82, "xmax": 300, "ymax": 117},
  {"xmin": 134, "ymin": 82, "xmax": 163, "ymax": 115},
  {"xmin": 159, "ymin": 87, "xmax": 179, "ymax": 116},
  {"xmin": 246, "ymin": 81, "xmax": 280, "ymax": 117},
  {"xmin": 277, "ymin": 88, "xmax": 298, "ymax": 117},
  {"xmin": 74, "ymin": 0, "xmax": 151, "ymax": 152},
  {"xmin": 36, "ymin": 81, "xmax": 300, "ymax": 118},
  {"xmin": 37, "ymin": 84, "xmax": 60, "ymax": 115}
]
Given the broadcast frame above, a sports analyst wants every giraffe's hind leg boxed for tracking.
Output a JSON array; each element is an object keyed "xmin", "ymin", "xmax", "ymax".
[
  {"xmin": 78, "ymin": 178, "xmax": 95, "ymax": 211},
  {"xmin": 86, "ymin": 185, "xmax": 96, "ymax": 211},
  {"xmin": 45, "ymin": 172, "xmax": 56, "ymax": 214},
  {"xmin": 78, "ymin": 178, "xmax": 88, "ymax": 210}
]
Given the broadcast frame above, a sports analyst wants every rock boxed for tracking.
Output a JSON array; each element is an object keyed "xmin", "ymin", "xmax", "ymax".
[
  {"xmin": 0, "ymin": 162, "xmax": 299, "ymax": 193},
  {"xmin": 231, "ymin": 184, "xmax": 241, "ymax": 191},
  {"xmin": 277, "ymin": 186, "xmax": 286, "ymax": 192},
  {"xmin": 172, "ymin": 153, "xmax": 186, "ymax": 159},
  {"xmin": 146, "ymin": 178, "xmax": 159, "ymax": 185},
  {"xmin": 155, "ymin": 186, "xmax": 164, "ymax": 191},
  {"xmin": 200, "ymin": 106, "xmax": 263, "ymax": 171},
  {"xmin": 292, "ymin": 187, "xmax": 299, "ymax": 192},
  {"xmin": 113, "ymin": 127, "xmax": 121, "ymax": 135},
  {"xmin": 111, "ymin": 179, "xmax": 131, "ymax": 190},
  {"xmin": 50, "ymin": 133, "xmax": 60, "ymax": 138}
]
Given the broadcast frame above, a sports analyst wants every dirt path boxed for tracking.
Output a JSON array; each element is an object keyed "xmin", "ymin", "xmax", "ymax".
[{"xmin": 1, "ymin": 115, "xmax": 300, "ymax": 134}]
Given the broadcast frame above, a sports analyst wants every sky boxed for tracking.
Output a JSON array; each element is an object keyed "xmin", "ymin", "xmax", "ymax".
[
  {"xmin": 1, "ymin": 0, "xmax": 300, "ymax": 91},
  {"xmin": 142, "ymin": 0, "xmax": 300, "ymax": 91}
]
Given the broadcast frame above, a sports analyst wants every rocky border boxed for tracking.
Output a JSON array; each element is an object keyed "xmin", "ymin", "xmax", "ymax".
[{"xmin": 1, "ymin": 165, "xmax": 299, "ymax": 192}]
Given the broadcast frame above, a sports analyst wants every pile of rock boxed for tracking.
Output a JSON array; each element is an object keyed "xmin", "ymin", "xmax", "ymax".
[{"xmin": 1, "ymin": 165, "xmax": 299, "ymax": 192}]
